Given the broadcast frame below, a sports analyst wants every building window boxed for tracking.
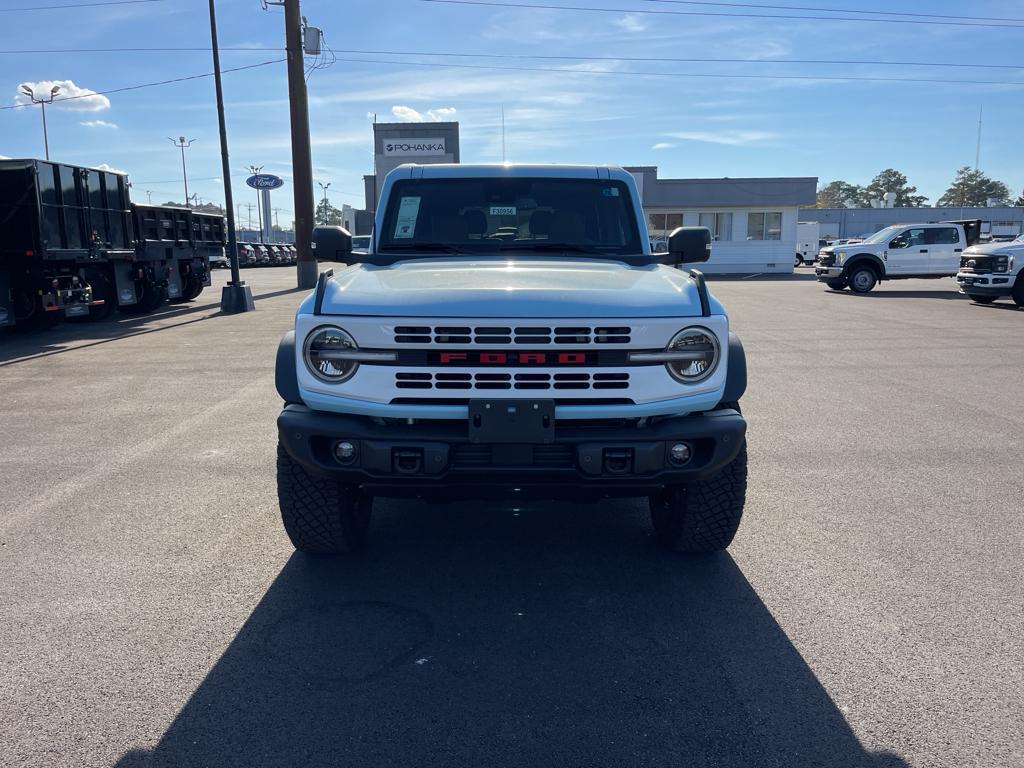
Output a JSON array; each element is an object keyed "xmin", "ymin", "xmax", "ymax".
[
  {"xmin": 747, "ymin": 212, "xmax": 782, "ymax": 241},
  {"xmin": 699, "ymin": 212, "xmax": 733, "ymax": 241},
  {"xmin": 647, "ymin": 212, "xmax": 683, "ymax": 236}
]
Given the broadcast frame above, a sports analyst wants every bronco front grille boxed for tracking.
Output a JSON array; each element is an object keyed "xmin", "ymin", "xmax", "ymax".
[
  {"xmin": 393, "ymin": 325, "xmax": 632, "ymax": 345},
  {"xmin": 394, "ymin": 372, "xmax": 630, "ymax": 391}
]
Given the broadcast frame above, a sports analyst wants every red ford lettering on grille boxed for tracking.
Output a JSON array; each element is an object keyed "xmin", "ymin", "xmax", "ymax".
[{"xmin": 439, "ymin": 352, "xmax": 467, "ymax": 363}]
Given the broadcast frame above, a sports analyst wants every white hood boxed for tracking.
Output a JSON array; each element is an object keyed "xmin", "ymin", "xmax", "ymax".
[{"xmin": 316, "ymin": 258, "xmax": 716, "ymax": 318}]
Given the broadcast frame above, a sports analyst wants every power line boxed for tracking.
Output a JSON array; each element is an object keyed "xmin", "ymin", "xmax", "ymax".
[
  {"xmin": 417, "ymin": 0, "xmax": 1024, "ymax": 29},
  {"xmin": 329, "ymin": 47, "xmax": 1024, "ymax": 72},
  {"xmin": 2, "ymin": 43, "xmax": 1021, "ymax": 72},
  {"xmin": 0, "ymin": 0, "xmax": 165, "ymax": 11},
  {"xmin": 640, "ymin": 0, "xmax": 1024, "ymax": 24},
  {"xmin": 331, "ymin": 54, "xmax": 1024, "ymax": 87},
  {"xmin": 0, "ymin": 59, "xmax": 285, "ymax": 111},
  {"xmin": 0, "ymin": 47, "xmax": 282, "ymax": 53}
]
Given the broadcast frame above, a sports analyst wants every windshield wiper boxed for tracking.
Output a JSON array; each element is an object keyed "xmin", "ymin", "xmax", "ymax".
[
  {"xmin": 498, "ymin": 242, "xmax": 607, "ymax": 254},
  {"xmin": 379, "ymin": 242, "xmax": 470, "ymax": 253}
]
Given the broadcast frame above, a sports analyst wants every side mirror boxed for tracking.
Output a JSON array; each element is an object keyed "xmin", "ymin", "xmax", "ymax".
[
  {"xmin": 311, "ymin": 225, "xmax": 353, "ymax": 263},
  {"xmin": 660, "ymin": 226, "xmax": 712, "ymax": 265}
]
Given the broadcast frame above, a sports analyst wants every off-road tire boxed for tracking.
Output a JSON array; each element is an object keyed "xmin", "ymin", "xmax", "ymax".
[
  {"xmin": 650, "ymin": 440, "xmax": 748, "ymax": 553},
  {"xmin": 848, "ymin": 265, "xmax": 877, "ymax": 293},
  {"xmin": 277, "ymin": 442, "xmax": 371, "ymax": 554},
  {"xmin": 825, "ymin": 279, "xmax": 846, "ymax": 291},
  {"xmin": 968, "ymin": 294, "xmax": 997, "ymax": 305},
  {"xmin": 1012, "ymin": 278, "xmax": 1024, "ymax": 308}
]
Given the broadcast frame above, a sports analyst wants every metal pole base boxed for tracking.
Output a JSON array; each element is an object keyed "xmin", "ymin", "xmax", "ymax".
[
  {"xmin": 220, "ymin": 282, "xmax": 255, "ymax": 313},
  {"xmin": 296, "ymin": 259, "xmax": 318, "ymax": 290}
]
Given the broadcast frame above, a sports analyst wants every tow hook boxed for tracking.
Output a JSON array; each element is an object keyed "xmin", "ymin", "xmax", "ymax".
[{"xmin": 393, "ymin": 448, "xmax": 424, "ymax": 475}]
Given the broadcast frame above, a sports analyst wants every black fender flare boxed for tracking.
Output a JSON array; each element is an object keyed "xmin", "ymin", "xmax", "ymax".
[
  {"xmin": 275, "ymin": 331, "xmax": 302, "ymax": 404},
  {"xmin": 844, "ymin": 253, "xmax": 886, "ymax": 278},
  {"xmin": 722, "ymin": 332, "xmax": 747, "ymax": 404}
]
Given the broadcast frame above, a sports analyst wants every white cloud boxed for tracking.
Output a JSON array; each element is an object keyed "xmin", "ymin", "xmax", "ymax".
[
  {"xmin": 390, "ymin": 105, "xmax": 458, "ymax": 122},
  {"xmin": 79, "ymin": 119, "xmax": 118, "ymax": 129},
  {"xmin": 15, "ymin": 80, "xmax": 110, "ymax": 112},
  {"xmin": 664, "ymin": 130, "xmax": 775, "ymax": 146},
  {"xmin": 94, "ymin": 162, "xmax": 127, "ymax": 174},
  {"xmin": 651, "ymin": 142, "xmax": 676, "ymax": 150},
  {"xmin": 614, "ymin": 14, "xmax": 647, "ymax": 33}
]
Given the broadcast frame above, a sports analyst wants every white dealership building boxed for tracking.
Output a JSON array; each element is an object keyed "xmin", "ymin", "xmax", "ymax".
[{"xmin": 357, "ymin": 122, "xmax": 817, "ymax": 273}]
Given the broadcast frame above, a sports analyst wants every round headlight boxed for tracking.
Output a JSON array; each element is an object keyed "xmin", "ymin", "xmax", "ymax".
[
  {"xmin": 304, "ymin": 325, "xmax": 359, "ymax": 383},
  {"xmin": 665, "ymin": 327, "xmax": 720, "ymax": 383}
]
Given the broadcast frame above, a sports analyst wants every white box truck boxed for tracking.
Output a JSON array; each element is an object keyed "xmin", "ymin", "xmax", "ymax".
[{"xmin": 795, "ymin": 221, "xmax": 820, "ymax": 267}]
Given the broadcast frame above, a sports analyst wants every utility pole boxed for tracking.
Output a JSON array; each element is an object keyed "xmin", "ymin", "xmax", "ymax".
[
  {"xmin": 207, "ymin": 0, "xmax": 252, "ymax": 313},
  {"xmin": 283, "ymin": 0, "xmax": 317, "ymax": 288},
  {"xmin": 145, "ymin": 190, "xmax": 153, "ymax": 204},
  {"xmin": 975, "ymin": 105, "xmax": 983, "ymax": 170},
  {"xmin": 21, "ymin": 84, "xmax": 60, "ymax": 161},
  {"xmin": 168, "ymin": 136, "xmax": 195, "ymax": 207}
]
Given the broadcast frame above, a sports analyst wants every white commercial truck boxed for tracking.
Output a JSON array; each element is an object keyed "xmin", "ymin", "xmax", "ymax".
[{"xmin": 795, "ymin": 221, "xmax": 820, "ymax": 267}]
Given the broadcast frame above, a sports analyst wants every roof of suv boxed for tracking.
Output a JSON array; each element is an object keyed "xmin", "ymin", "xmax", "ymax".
[{"xmin": 392, "ymin": 163, "xmax": 635, "ymax": 182}]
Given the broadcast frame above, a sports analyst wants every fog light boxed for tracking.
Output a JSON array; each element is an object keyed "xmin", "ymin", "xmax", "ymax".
[
  {"xmin": 669, "ymin": 442, "xmax": 692, "ymax": 465},
  {"xmin": 334, "ymin": 440, "xmax": 357, "ymax": 464}
]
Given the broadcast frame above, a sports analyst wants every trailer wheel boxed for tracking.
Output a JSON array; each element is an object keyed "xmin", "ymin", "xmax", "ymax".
[
  {"xmin": 84, "ymin": 269, "xmax": 116, "ymax": 321},
  {"xmin": 118, "ymin": 281, "xmax": 165, "ymax": 316},
  {"xmin": 12, "ymin": 285, "xmax": 62, "ymax": 331},
  {"xmin": 172, "ymin": 276, "xmax": 204, "ymax": 303}
]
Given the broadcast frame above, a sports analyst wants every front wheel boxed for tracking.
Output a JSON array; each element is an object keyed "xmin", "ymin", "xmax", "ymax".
[
  {"xmin": 968, "ymin": 294, "xmax": 997, "ymax": 305},
  {"xmin": 825, "ymin": 279, "xmax": 846, "ymax": 291},
  {"xmin": 277, "ymin": 442, "xmax": 372, "ymax": 554},
  {"xmin": 650, "ymin": 440, "xmax": 748, "ymax": 553},
  {"xmin": 848, "ymin": 266, "xmax": 877, "ymax": 293},
  {"xmin": 1012, "ymin": 278, "xmax": 1024, "ymax": 308}
]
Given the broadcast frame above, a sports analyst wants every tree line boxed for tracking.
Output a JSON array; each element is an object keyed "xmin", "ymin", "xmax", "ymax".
[{"xmin": 816, "ymin": 168, "xmax": 1024, "ymax": 209}]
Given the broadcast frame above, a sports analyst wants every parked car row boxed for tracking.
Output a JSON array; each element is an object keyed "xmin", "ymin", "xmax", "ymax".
[
  {"xmin": 814, "ymin": 220, "xmax": 1024, "ymax": 307},
  {"xmin": 213, "ymin": 242, "xmax": 297, "ymax": 268}
]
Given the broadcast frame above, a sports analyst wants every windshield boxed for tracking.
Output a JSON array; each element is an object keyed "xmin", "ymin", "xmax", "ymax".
[
  {"xmin": 859, "ymin": 225, "xmax": 904, "ymax": 245},
  {"xmin": 376, "ymin": 177, "xmax": 643, "ymax": 261}
]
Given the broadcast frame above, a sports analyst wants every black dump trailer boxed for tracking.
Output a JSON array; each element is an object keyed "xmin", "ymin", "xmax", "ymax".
[
  {"xmin": 129, "ymin": 204, "xmax": 222, "ymax": 308},
  {"xmin": 2, "ymin": 159, "xmax": 227, "ymax": 330},
  {"xmin": 0, "ymin": 158, "xmax": 131, "ymax": 329}
]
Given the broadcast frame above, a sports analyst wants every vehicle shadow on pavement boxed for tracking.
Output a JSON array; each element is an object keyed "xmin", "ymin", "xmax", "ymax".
[
  {"xmin": 0, "ymin": 286, "xmax": 305, "ymax": 365},
  {"xmin": 115, "ymin": 500, "xmax": 909, "ymax": 768},
  {"xmin": 829, "ymin": 289, "xmax": 964, "ymax": 300}
]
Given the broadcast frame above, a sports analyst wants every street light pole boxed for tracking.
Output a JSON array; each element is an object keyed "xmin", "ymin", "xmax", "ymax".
[
  {"xmin": 317, "ymin": 181, "xmax": 330, "ymax": 222},
  {"xmin": 207, "ymin": 0, "xmax": 252, "ymax": 313},
  {"xmin": 21, "ymin": 85, "xmax": 60, "ymax": 161},
  {"xmin": 168, "ymin": 136, "xmax": 195, "ymax": 207},
  {"xmin": 249, "ymin": 164, "xmax": 264, "ymax": 242}
]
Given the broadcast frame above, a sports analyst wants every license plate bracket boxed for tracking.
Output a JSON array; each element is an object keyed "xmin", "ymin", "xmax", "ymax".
[{"xmin": 469, "ymin": 399, "xmax": 555, "ymax": 444}]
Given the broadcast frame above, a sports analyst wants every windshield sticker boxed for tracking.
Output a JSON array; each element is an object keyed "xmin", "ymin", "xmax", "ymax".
[
  {"xmin": 490, "ymin": 205, "xmax": 516, "ymax": 216},
  {"xmin": 394, "ymin": 196, "xmax": 421, "ymax": 239},
  {"xmin": 602, "ymin": 187, "xmax": 620, "ymax": 197}
]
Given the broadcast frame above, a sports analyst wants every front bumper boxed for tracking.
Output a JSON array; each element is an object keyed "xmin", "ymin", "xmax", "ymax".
[
  {"xmin": 956, "ymin": 272, "xmax": 1014, "ymax": 297},
  {"xmin": 277, "ymin": 404, "xmax": 746, "ymax": 495},
  {"xmin": 815, "ymin": 265, "xmax": 844, "ymax": 281}
]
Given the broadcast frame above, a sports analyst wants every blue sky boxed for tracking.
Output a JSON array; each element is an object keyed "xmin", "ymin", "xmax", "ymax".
[{"xmin": 2, "ymin": 0, "xmax": 1023, "ymax": 221}]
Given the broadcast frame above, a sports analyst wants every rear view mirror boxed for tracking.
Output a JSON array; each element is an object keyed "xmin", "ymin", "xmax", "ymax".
[
  {"xmin": 311, "ymin": 226, "xmax": 353, "ymax": 263},
  {"xmin": 661, "ymin": 226, "xmax": 712, "ymax": 265}
]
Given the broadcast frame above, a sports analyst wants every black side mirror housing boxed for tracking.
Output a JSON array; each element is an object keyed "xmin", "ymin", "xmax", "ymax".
[
  {"xmin": 312, "ymin": 226, "xmax": 353, "ymax": 263},
  {"xmin": 659, "ymin": 226, "xmax": 711, "ymax": 265}
]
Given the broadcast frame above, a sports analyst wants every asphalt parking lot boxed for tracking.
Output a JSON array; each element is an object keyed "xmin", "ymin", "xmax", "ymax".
[{"xmin": 1, "ymin": 267, "xmax": 1022, "ymax": 768}]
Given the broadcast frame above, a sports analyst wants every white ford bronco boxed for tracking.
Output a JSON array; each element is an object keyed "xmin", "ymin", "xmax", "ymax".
[
  {"xmin": 815, "ymin": 220, "xmax": 981, "ymax": 293},
  {"xmin": 275, "ymin": 164, "xmax": 748, "ymax": 555},
  {"xmin": 956, "ymin": 233, "xmax": 1024, "ymax": 307}
]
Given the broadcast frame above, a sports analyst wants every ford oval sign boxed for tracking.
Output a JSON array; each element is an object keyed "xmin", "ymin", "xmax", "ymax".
[{"xmin": 246, "ymin": 173, "xmax": 284, "ymax": 190}]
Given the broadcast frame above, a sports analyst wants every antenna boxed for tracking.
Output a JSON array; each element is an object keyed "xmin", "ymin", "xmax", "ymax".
[
  {"xmin": 501, "ymin": 104, "xmax": 506, "ymax": 162},
  {"xmin": 975, "ymin": 105, "xmax": 983, "ymax": 170}
]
